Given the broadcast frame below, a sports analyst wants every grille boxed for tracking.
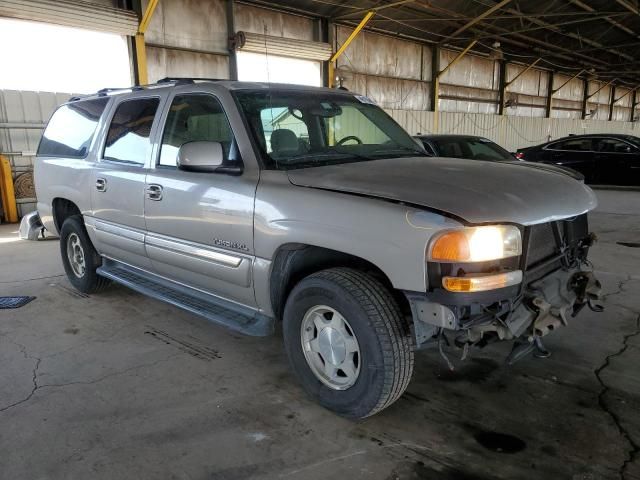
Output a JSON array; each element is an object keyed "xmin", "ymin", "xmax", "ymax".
[
  {"xmin": 525, "ymin": 214, "xmax": 588, "ymax": 269},
  {"xmin": 526, "ymin": 222, "xmax": 557, "ymax": 267}
]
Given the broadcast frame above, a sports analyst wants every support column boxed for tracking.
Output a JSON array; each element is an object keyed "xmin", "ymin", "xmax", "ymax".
[
  {"xmin": 132, "ymin": 0, "xmax": 159, "ymax": 85},
  {"xmin": 430, "ymin": 45, "xmax": 440, "ymax": 112},
  {"xmin": 319, "ymin": 18, "xmax": 330, "ymax": 87},
  {"xmin": 609, "ymin": 85, "xmax": 616, "ymax": 121},
  {"xmin": 498, "ymin": 60, "xmax": 507, "ymax": 115},
  {"xmin": 545, "ymin": 71, "xmax": 554, "ymax": 118},
  {"xmin": 226, "ymin": 0, "xmax": 237, "ymax": 80},
  {"xmin": 581, "ymin": 78, "xmax": 589, "ymax": 120}
]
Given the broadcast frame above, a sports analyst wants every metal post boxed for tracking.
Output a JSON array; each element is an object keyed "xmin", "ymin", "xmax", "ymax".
[
  {"xmin": 430, "ymin": 45, "xmax": 440, "ymax": 112},
  {"xmin": 581, "ymin": 78, "xmax": 589, "ymax": 119},
  {"xmin": 545, "ymin": 71, "xmax": 554, "ymax": 118},
  {"xmin": 226, "ymin": 0, "xmax": 237, "ymax": 81},
  {"xmin": 0, "ymin": 155, "xmax": 18, "ymax": 223},
  {"xmin": 320, "ymin": 18, "xmax": 330, "ymax": 87},
  {"xmin": 134, "ymin": 0, "xmax": 160, "ymax": 85},
  {"xmin": 498, "ymin": 60, "xmax": 507, "ymax": 115},
  {"xmin": 609, "ymin": 85, "xmax": 616, "ymax": 121},
  {"xmin": 631, "ymin": 89, "xmax": 638, "ymax": 122}
]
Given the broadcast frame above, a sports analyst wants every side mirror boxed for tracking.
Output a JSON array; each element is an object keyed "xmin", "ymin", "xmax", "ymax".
[{"xmin": 177, "ymin": 141, "xmax": 224, "ymax": 173}]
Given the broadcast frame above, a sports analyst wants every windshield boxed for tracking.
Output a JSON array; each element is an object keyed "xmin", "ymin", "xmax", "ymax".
[
  {"xmin": 234, "ymin": 90, "xmax": 425, "ymax": 169},
  {"xmin": 433, "ymin": 137, "xmax": 513, "ymax": 161}
]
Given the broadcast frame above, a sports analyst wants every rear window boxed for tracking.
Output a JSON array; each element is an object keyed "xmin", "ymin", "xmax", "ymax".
[{"xmin": 37, "ymin": 97, "xmax": 109, "ymax": 158}]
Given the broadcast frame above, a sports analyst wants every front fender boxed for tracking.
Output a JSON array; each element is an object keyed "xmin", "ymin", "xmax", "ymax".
[{"xmin": 254, "ymin": 172, "xmax": 461, "ymax": 292}]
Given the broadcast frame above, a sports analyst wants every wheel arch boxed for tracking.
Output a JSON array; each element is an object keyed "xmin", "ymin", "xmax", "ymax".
[
  {"xmin": 269, "ymin": 243, "xmax": 411, "ymax": 320},
  {"xmin": 52, "ymin": 197, "xmax": 82, "ymax": 233}
]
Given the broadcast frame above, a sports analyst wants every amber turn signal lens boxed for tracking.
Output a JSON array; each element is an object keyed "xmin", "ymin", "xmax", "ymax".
[
  {"xmin": 442, "ymin": 271, "xmax": 523, "ymax": 292},
  {"xmin": 430, "ymin": 231, "xmax": 470, "ymax": 262}
]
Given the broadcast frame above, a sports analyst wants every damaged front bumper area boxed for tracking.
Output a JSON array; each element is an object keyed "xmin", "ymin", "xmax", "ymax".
[
  {"xmin": 407, "ymin": 268, "xmax": 602, "ymax": 364},
  {"xmin": 407, "ymin": 214, "xmax": 603, "ymax": 364}
]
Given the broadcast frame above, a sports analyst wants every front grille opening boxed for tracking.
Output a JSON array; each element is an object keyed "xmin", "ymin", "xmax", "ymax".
[{"xmin": 522, "ymin": 214, "xmax": 589, "ymax": 284}]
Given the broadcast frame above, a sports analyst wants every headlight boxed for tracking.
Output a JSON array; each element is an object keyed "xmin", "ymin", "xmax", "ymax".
[{"xmin": 429, "ymin": 225, "xmax": 521, "ymax": 262}]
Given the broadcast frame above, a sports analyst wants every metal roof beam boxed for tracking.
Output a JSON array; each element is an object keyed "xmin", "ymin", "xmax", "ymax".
[
  {"xmin": 615, "ymin": 0, "xmax": 639, "ymax": 15},
  {"xmin": 567, "ymin": 0, "xmax": 638, "ymax": 40},
  {"xmin": 439, "ymin": 0, "xmax": 513, "ymax": 42},
  {"xmin": 494, "ymin": 2, "xmax": 635, "ymax": 62},
  {"xmin": 332, "ymin": 0, "xmax": 416, "ymax": 21}
]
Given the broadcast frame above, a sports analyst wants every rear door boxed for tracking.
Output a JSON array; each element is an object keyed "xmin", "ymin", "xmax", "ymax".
[
  {"xmin": 143, "ymin": 89, "xmax": 259, "ymax": 307},
  {"xmin": 594, "ymin": 137, "xmax": 640, "ymax": 186},
  {"xmin": 545, "ymin": 138, "xmax": 596, "ymax": 182},
  {"xmin": 88, "ymin": 93, "xmax": 166, "ymax": 270}
]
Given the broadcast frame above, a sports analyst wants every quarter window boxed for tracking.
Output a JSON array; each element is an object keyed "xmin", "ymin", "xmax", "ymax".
[
  {"xmin": 103, "ymin": 98, "xmax": 160, "ymax": 165},
  {"xmin": 37, "ymin": 98, "xmax": 109, "ymax": 158},
  {"xmin": 159, "ymin": 94, "xmax": 235, "ymax": 167}
]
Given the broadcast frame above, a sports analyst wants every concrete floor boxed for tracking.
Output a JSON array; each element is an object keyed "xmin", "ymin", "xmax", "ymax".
[{"xmin": 1, "ymin": 189, "xmax": 639, "ymax": 480}]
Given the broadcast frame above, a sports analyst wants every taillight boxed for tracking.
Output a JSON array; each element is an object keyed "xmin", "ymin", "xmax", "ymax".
[{"xmin": 514, "ymin": 152, "xmax": 525, "ymax": 160}]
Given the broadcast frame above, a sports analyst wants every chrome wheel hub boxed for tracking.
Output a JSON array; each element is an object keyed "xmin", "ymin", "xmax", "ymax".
[
  {"xmin": 66, "ymin": 233, "xmax": 86, "ymax": 278},
  {"xmin": 301, "ymin": 305, "xmax": 361, "ymax": 390}
]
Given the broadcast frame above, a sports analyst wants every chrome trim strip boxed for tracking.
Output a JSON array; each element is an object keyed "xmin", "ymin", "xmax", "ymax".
[
  {"xmin": 145, "ymin": 234, "xmax": 243, "ymax": 268},
  {"xmin": 92, "ymin": 218, "xmax": 145, "ymax": 243}
]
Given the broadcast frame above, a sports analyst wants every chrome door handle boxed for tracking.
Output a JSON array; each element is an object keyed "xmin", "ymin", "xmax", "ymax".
[
  {"xmin": 95, "ymin": 178, "xmax": 107, "ymax": 192},
  {"xmin": 146, "ymin": 184, "xmax": 163, "ymax": 201}
]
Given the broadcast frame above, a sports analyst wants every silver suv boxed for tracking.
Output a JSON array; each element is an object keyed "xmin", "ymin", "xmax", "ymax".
[{"xmin": 34, "ymin": 78, "xmax": 602, "ymax": 418}]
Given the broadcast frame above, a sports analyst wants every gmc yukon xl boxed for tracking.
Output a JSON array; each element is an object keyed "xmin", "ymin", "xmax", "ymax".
[{"xmin": 34, "ymin": 79, "xmax": 602, "ymax": 418}]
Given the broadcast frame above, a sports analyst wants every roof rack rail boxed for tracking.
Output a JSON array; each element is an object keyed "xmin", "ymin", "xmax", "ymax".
[
  {"xmin": 156, "ymin": 77, "xmax": 226, "ymax": 84},
  {"xmin": 80, "ymin": 77, "xmax": 226, "ymax": 100},
  {"xmin": 96, "ymin": 86, "xmax": 143, "ymax": 96}
]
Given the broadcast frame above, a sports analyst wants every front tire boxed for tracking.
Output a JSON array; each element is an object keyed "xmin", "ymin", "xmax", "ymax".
[
  {"xmin": 59, "ymin": 215, "xmax": 110, "ymax": 294},
  {"xmin": 283, "ymin": 268, "xmax": 414, "ymax": 419}
]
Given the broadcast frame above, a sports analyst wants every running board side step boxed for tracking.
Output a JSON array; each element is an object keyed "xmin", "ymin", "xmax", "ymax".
[{"xmin": 97, "ymin": 259, "xmax": 274, "ymax": 336}]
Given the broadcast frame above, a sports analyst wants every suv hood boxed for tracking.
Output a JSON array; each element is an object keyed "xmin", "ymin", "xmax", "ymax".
[
  {"xmin": 501, "ymin": 160, "xmax": 584, "ymax": 181},
  {"xmin": 287, "ymin": 157, "xmax": 597, "ymax": 225}
]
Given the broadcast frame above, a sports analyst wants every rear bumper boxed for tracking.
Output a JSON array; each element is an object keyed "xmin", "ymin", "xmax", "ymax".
[
  {"xmin": 406, "ymin": 266, "xmax": 602, "ymax": 350},
  {"xmin": 18, "ymin": 211, "xmax": 44, "ymax": 241}
]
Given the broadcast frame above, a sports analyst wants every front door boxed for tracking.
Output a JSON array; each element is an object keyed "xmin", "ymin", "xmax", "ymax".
[
  {"xmin": 143, "ymin": 92, "xmax": 258, "ymax": 307},
  {"xmin": 89, "ymin": 95, "xmax": 163, "ymax": 270}
]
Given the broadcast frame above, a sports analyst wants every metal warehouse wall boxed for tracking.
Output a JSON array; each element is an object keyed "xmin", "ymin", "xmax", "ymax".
[
  {"xmin": 0, "ymin": 89, "xmax": 72, "ymax": 218},
  {"xmin": 142, "ymin": 0, "xmax": 230, "ymax": 82}
]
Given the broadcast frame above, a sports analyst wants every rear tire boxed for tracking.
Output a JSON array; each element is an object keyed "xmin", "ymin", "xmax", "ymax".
[
  {"xmin": 283, "ymin": 267, "xmax": 414, "ymax": 419},
  {"xmin": 59, "ymin": 215, "xmax": 110, "ymax": 294}
]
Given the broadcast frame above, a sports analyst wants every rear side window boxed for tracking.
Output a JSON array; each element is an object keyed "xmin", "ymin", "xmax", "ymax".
[
  {"xmin": 104, "ymin": 97, "xmax": 160, "ymax": 165},
  {"xmin": 552, "ymin": 139, "xmax": 593, "ymax": 151},
  {"xmin": 37, "ymin": 98, "xmax": 109, "ymax": 158}
]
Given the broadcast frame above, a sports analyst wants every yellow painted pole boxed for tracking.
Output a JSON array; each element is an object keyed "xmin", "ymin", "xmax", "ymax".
[
  {"xmin": 135, "ymin": 0, "xmax": 160, "ymax": 85},
  {"xmin": 328, "ymin": 11, "xmax": 375, "ymax": 87},
  {"xmin": 0, "ymin": 155, "xmax": 18, "ymax": 223},
  {"xmin": 135, "ymin": 33, "xmax": 149, "ymax": 85}
]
